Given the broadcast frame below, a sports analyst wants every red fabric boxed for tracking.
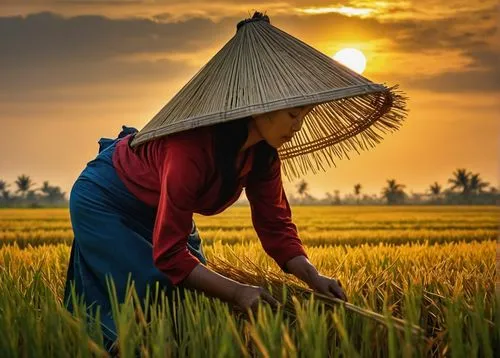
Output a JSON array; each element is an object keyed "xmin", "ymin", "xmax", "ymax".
[
  {"xmin": 112, "ymin": 126, "xmax": 307, "ymax": 285},
  {"xmin": 246, "ymin": 157, "xmax": 308, "ymax": 273}
]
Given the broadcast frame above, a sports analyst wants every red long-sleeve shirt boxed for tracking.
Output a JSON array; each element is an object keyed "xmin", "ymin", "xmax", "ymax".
[{"xmin": 112, "ymin": 125, "xmax": 307, "ymax": 285}]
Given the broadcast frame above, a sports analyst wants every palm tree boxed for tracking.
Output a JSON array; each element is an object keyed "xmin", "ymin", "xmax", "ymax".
[
  {"xmin": 447, "ymin": 168, "xmax": 471, "ymax": 196},
  {"xmin": 428, "ymin": 181, "xmax": 442, "ymax": 201},
  {"xmin": 296, "ymin": 180, "xmax": 309, "ymax": 200},
  {"xmin": 469, "ymin": 173, "xmax": 489, "ymax": 194},
  {"xmin": 0, "ymin": 179, "xmax": 9, "ymax": 205},
  {"xmin": 333, "ymin": 189, "xmax": 341, "ymax": 205},
  {"xmin": 2, "ymin": 190, "xmax": 11, "ymax": 201},
  {"xmin": 39, "ymin": 180, "xmax": 66, "ymax": 204},
  {"xmin": 39, "ymin": 181, "xmax": 51, "ymax": 194},
  {"xmin": 15, "ymin": 174, "xmax": 36, "ymax": 199},
  {"xmin": 354, "ymin": 183, "xmax": 362, "ymax": 204},
  {"xmin": 381, "ymin": 179, "xmax": 406, "ymax": 205},
  {"xmin": 0, "ymin": 179, "xmax": 8, "ymax": 192},
  {"xmin": 429, "ymin": 182, "xmax": 441, "ymax": 196}
]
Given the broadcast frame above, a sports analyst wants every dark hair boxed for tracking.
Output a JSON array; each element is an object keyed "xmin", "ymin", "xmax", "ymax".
[{"xmin": 212, "ymin": 116, "xmax": 278, "ymax": 206}]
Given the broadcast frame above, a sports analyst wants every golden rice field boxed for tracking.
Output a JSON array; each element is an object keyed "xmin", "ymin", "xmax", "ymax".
[{"xmin": 0, "ymin": 206, "xmax": 498, "ymax": 357}]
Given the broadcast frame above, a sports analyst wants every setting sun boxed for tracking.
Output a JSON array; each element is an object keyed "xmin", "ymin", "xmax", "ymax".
[{"xmin": 333, "ymin": 48, "xmax": 367, "ymax": 74}]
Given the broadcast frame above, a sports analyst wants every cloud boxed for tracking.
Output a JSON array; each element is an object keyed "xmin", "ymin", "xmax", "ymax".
[
  {"xmin": 390, "ymin": 8, "xmax": 499, "ymax": 92},
  {"xmin": 0, "ymin": 1, "xmax": 289, "ymax": 22},
  {"xmin": 0, "ymin": 11, "xmax": 236, "ymax": 103},
  {"xmin": 2, "ymin": 1, "xmax": 496, "ymax": 23},
  {"xmin": 0, "ymin": 1, "xmax": 498, "ymax": 104},
  {"xmin": 0, "ymin": 11, "xmax": 233, "ymax": 66},
  {"xmin": 406, "ymin": 68, "xmax": 500, "ymax": 92}
]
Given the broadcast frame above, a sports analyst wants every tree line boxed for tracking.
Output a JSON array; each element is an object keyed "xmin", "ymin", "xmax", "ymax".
[
  {"xmin": 1, "ymin": 168, "xmax": 498, "ymax": 208},
  {"xmin": 288, "ymin": 168, "xmax": 498, "ymax": 205},
  {"xmin": 0, "ymin": 175, "xmax": 67, "ymax": 208}
]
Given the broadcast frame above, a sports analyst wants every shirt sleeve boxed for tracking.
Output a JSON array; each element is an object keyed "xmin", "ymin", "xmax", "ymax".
[
  {"xmin": 245, "ymin": 156, "xmax": 308, "ymax": 273},
  {"xmin": 152, "ymin": 139, "xmax": 205, "ymax": 285}
]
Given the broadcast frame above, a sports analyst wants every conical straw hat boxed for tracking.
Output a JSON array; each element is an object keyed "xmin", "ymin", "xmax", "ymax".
[{"xmin": 130, "ymin": 11, "xmax": 408, "ymax": 179}]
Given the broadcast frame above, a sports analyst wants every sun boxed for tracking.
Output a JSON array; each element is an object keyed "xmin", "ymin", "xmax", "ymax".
[{"xmin": 333, "ymin": 48, "xmax": 367, "ymax": 74}]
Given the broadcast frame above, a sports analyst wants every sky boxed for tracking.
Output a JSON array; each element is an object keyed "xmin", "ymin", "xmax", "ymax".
[{"xmin": 0, "ymin": 0, "xmax": 499, "ymax": 199}]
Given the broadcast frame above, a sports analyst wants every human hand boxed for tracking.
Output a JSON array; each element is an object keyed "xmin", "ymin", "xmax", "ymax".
[
  {"xmin": 232, "ymin": 284, "xmax": 280, "ymax": 313},
  {"xmin": 309, "ymin": 274, "xmax": 348, "ymax": 302}
]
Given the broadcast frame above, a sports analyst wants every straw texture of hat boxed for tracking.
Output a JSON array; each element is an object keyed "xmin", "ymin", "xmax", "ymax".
[{"xmin": 130, "ymin": 11, "xmax": 408, "ymax": 180}]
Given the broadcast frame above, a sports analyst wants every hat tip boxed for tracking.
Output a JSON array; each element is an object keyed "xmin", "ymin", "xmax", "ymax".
[{"xmin": 236, "ymin": 11, "xmax": 270, "ymax": 31}]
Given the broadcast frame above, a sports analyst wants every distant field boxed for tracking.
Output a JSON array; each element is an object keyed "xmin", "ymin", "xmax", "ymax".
[
  {"xmin": 0, "ymin": 206, "xmax": 497, "ymax": 357},
  {"xmin": 0, "ymin": 206, "xmax": 497, "ymax": 247}
]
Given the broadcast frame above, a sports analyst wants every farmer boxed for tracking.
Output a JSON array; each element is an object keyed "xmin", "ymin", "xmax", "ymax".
[{"xmin": 63, "ymin": 11, "xmax": 405, "ymax": 353}]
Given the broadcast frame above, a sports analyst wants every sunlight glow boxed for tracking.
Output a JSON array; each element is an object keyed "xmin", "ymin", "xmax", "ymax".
[
  {"xmin": 298, "ymin": 6, "xmax": 374, "ymax": 17},
  {"xmin": 333, "ymin": 48, "xmax": 367, "ymax": 74}
]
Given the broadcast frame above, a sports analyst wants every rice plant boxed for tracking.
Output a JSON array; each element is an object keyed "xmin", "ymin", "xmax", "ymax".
[{"xmin": 0, "ymin": 206, "xmax": 496, "ymax": 356}]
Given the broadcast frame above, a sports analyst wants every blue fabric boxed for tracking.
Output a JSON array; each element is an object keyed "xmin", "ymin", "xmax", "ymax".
[{"xmin": 63, "ymin": 126, "xmax": 207, "ymax": 353}]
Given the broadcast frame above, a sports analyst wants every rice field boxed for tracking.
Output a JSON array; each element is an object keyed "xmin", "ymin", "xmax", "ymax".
[{"xmin": 0, "ymin": 206, "xmax": 498, "ymax": 357}]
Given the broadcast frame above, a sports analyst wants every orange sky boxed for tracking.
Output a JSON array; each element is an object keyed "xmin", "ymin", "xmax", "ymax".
[{"xmin": 0, "ymin": 0, "xmax": 498, "ymax": 198}]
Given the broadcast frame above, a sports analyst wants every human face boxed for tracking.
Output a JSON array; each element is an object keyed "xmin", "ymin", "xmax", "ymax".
[{"xmin": 252, "ymin": 104, "xmax": 315, "ymax": 148}]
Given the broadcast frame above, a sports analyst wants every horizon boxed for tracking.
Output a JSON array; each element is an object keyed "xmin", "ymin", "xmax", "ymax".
[{"xmin": 1, "ymin": 166, "xmax": 496, "ymax": 200}]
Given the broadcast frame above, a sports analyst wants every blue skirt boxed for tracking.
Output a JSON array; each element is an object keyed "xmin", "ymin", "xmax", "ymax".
[{"xmin": 63, "ymin": 126, "xmax": 207, "ymax": 351}]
